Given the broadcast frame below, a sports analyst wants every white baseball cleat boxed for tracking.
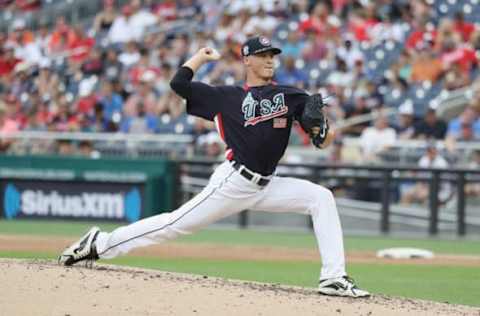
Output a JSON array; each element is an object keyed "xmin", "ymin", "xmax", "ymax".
[
  {"xmin": 318, "ymin": 276, "xmax": 370, "ymax": 298},
  {"xmin": 58, "ymin": 227, "xmax": 100, "ymax": 267}
]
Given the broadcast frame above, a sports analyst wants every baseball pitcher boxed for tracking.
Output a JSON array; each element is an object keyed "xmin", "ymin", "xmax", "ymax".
[{"xmin": 59, "ymin": 36, "xmax": 369, "ymax": 298}]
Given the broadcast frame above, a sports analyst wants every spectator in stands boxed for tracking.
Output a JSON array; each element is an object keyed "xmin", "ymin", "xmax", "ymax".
[
  {"xmin": 129, "ymin": 0, "xmax": 158, "ymax": 37},
  {"xmin": 342, "ymin": 92, "xmax": 372, "ymax": 136},
  {"xmin": 327, "ymin": 57, "xmax": 354, "ymax": 88},
  {"xmin": 196, "ymin": 131, "xmax": 224, "ymax": 159},
  {"xmin": 435, "ymin": 18, "xmax": 462, "ymax": 53},
  {"xmin": 176, "ymin": 0, "xmax": 203, "ymax": 22},
  {"xmin": 120, "ymin": 101, "xmax": 158, "ymax": 133},
  {"xmin": 301, "ymin": 29, "xmax": 328, "ymax": 62},
  {"xmin": 103, "ymin": 47, "xmax": 123, "ymax": 80},
  {"xmin": 157, "ymin": 90, "xmax": 194, "ymax": 134},
  {"xmin": 465, "ymin": 149, "xmax": 480, "ymax": 197},
  {"xmin": 15, "ymin": 0, "xmax": 41, "ymax": 12},
  {"xmin": 68, "ymin": 25, "xmax": 95, "ymax": 65},
  {"xmin": 108, "ymin": 4, "xmax": 137, "ymax": 44},
  {"xmin": 213, "ymin": 12, "xmax": 235, "ymax": 43},
  {"xmin": 410, "ymin": 44, "xmax": 444, "ymax": 83},
  {"xmin": 439, "ymin": 35, "xmax": 477, "ymax": 76},
  {"xmin": 401, "ymin": 142, "xmax": 451, "ymax": 204},
  {"xmin": 10, "ymin": 61, "xmax": 33, "ymax": 100},
  {"xmin": 369, "ymin": 13, "xmax": 405, "ymax": 44},
  {"xmin": 414, "ymin": 108, "xmax": 447, "ymax": 139},
  {"xmin": 347, "ymin": 5, "xmax": 378, "ymax": 42},
  {"xmin": 152, "ymin": 0, "xmax": 177, "ymax": 22},
  {"xmin": 98, "ymin": 79, "xmax": 123, "ymax": 125},
  {"xmin": 51, "ymin": 94, "xmax": 79, "ymax": 132},
  {"xmin": 118, "ymin": 40, "xmax": 141, "ymax": 68},
  {"xmin": 228, "ymin": 7, "xmax": 251, "ymax": 44},
  {"xmin": 34, "ymin": 60, "xmax": 59, "ymax": 99},
  {"xmin": 48, "ymin": 17, "xmax": 75, "ymax": 56},
  {"xmin": 187, "ymin": 30, "xmax": 216, "ymax": 60},
  {"xmin": 395, "ymin": 101, "xmax": 416, "ymax": 139},
  {"xmin": 154, "ymin": 63, "xmax": 174, "ymax": 96},
  {"xmin": 78, "ymin": 140, "xmax": 100, "ymax": 158},
  {"xmin": 93, "ymin": 0, "xmax": 118, "ymax": 37},
  {"xmin": 281, "ymin": 31, "xmax": 305, "ymax": 59},
  {"xmin": 243, "ymin": 7, "xmax": 278, "ymax": 37},
  {"xmin": 56, "ymin": 139, "xmax": 75, "ymax": 155},
  {"xmin": 453, "ymin": 11, "xmax": 475, "ymax": 42},
  {"xmin": 359, "ymin": 112, "xmax": 397, "ymax": 161},
  {"xmin": 406, "ymin": 16, "xmax": 436, "ymax": 52},
  {"xmin": 8, "ymin": 19, "xmax": 42, "ymax": 65},
  {"xmin": 443, "ymin": 63, "xmax": 471, "ymax": 91},
  {"xmin": 0, "ymin": 100, "xmax": 19, "ymax": 151},
  {"xmin": 124, "ymin": 70, "xmax": 158, "ymax": 117},
  {"xmin": 446, "ymin": 106, "xmax": 480, "ymax": 141},
  {"xmin": 208, "ymin": 49, "xmax": 243, "ymax": 84},
  {"xmin": 34, "ymin": 22, "xmax": 51, "ymax": 58},
  {"xmin": 328, "ymin": 139, "xmax": 344, "ymax": 164},
  {"xmin": 169, "ymin": 33, "xmax": 190, "ymax": 67},
  {"xmin": 81, "ymin": 47, "xmax": 104, "ymax": 76},
  {"xmin": 128, "ymin": 47, "xmax": 160, "ymax": 85},
  {"xmin": 336, "ymin": 38, "xmax": 364, "ymax": 71},
  {"xmin": 0, "ymin": 44, "xmax": 21, "ymax": 80},
  {"xmin": 299, "ymin": 2, "xmax": 338, "ymax": 38},
  {"xmin": 24, "ymin": 106, "xmax": 46, "ymax": 132},
  {"xmin": 275, "ymin": 56, "xmax": 307, "ymax": 88}
]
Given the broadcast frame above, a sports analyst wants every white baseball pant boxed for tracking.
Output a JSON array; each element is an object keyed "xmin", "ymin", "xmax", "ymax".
[{"xmin": 95, "ymin": 160, "xmax": 346, "ymax": 280}]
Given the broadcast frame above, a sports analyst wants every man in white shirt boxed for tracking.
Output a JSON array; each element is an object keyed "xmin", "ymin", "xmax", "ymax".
[
  {"xmin": 401, "ymin": 143, "xmax": 451, "ymax": 204},
  {"xmin": 108, "ymin": 3, "xmax": 157, "ymax": 45},
  {"xmin": 359, "ymin": 114, "xmax": 397, "ymax": 161}
]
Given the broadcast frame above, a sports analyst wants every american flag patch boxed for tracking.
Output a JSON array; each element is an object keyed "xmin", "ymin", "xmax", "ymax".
[{"xmin": 273, "ymin": 118, "xmax": 287, "ymax": 128}]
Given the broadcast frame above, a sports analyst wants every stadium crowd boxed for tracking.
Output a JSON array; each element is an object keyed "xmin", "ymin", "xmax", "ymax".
[{"xmin": 1, "ymin": 0, "xmax": 480, "ymax": 164}]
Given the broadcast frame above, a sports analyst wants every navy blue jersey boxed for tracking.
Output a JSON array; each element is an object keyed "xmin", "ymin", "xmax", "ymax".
[{"xmin": 171, "ymin": 67, "xmax": 309, "ymax": 175}]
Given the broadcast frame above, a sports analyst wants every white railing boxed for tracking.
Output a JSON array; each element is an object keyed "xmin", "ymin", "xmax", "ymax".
[
  {"xmin": 0, "ymin": 131, "xmax": 193, "ymax": 143},
  {"xmin": 2, "ymin": 130, "xmax": 480, "ymax": 163}
]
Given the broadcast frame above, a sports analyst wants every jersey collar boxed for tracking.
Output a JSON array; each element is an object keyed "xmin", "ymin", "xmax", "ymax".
[{"xmin": 243, "ymin": 81, "xmax": 277, "ymax": 91}]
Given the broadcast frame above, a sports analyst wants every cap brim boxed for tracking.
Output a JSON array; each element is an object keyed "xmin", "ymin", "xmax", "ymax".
[{"xmin": 251, "ymin": 47, "xmax": 282, "ymax": 56}]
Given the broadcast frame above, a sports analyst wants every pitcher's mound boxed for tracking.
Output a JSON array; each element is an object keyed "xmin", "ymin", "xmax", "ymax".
[{"xmin": 0, "ymin": 259, "xmax": 476, "ymax": 316}]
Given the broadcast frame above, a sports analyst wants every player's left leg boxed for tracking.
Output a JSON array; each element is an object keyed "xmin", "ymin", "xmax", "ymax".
[{"xmin": 250, "ymin": 176, "xmax": 369, "ymax": 297}]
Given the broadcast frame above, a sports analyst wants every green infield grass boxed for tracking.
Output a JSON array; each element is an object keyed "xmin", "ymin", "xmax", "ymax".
[{"xmin": 0, "ymin": 219, "xmax": 479, "ymax": 255}]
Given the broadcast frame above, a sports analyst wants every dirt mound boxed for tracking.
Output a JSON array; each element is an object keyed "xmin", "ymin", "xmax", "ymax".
[{"xmin": 0, "ymin": 259, "xmax": 478, "ymax": 316}]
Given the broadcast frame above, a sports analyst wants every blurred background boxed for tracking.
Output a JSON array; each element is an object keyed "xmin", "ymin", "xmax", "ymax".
[{"xmin": 0, "ymin": 0, "xmax": 480, "ymax": 237}]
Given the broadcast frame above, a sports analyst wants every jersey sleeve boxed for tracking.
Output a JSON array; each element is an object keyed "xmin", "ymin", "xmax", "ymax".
[
  {"xmin": 186, "ymin": 82, "xmax": 222, "ymax": 121},
  {"xmin": 170, "ymin": 66, "xmax": 222, "ymax": 121},
  {"xmin": 282, "ymin": 86, "xmax": 309, "ymax": 121}
]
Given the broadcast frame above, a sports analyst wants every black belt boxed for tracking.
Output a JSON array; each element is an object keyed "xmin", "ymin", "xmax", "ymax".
[{"xmin": 231, "ymin": 161, "xmax": 271, "ymax": 187}]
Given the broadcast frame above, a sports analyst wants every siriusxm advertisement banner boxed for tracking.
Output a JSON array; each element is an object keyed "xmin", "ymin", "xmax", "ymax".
[{"xmin": 1, "ymin": 181, "xmax": 144, "ymax": 222}]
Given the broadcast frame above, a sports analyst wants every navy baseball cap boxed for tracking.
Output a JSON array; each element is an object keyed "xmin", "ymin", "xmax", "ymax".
[{"xmin": 241, "ymin": 36, "xmax": 282, "ymax": 57}]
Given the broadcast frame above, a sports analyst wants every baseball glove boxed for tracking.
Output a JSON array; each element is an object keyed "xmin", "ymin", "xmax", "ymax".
[{"xmin": 299, "ymin": 93, "xmax": 329, "ymax": 148}]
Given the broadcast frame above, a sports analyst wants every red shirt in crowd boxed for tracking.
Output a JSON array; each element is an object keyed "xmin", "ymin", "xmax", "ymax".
[
  {"xmin": 15, "ymin": 0, "xmax": 41, "ymax": 11},
  {"xmin": 0, "ymin": 56, "xmax": 21, "ymax": 77},
  {"xmin": 153, "ymin": 0, "xmax": 177, "ymax": 21},
  {"xmin": 349, "ymin": 18, "xmax": 378, "ymax": 42},
  {"xmin": 76, "ymin": 95, "xmax": 98, "ymax": 115},
  {"xmin": 68, "ymin": 37, "xmax": 95, "ymax": 63},
  {"xmin": 442, "ymin": 46, "xmax": 478, "ymax": 73},
  {"xmin": 454, "ymin": 21, "xmax": 475, "ymax": 42},
  {"xmin": 406, "ymin": 29, "xmax": 437, "ymax": 50}
]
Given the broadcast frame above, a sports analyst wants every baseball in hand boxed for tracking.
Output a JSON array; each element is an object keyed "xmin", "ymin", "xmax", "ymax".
[{"xmin": 201, "ymin": 47, "xmax": 221, "ymax": 61}]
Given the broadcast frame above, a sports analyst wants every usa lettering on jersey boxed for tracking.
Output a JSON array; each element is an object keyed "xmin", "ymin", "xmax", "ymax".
[{"xmin": 242, "ymin": 92, "xmax": 288, "ymax": 127}]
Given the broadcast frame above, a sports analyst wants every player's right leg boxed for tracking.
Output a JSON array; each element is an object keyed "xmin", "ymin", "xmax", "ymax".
[{"xmin": 59, "ymin": 161, "xmax": 261, "ymax": 265}]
